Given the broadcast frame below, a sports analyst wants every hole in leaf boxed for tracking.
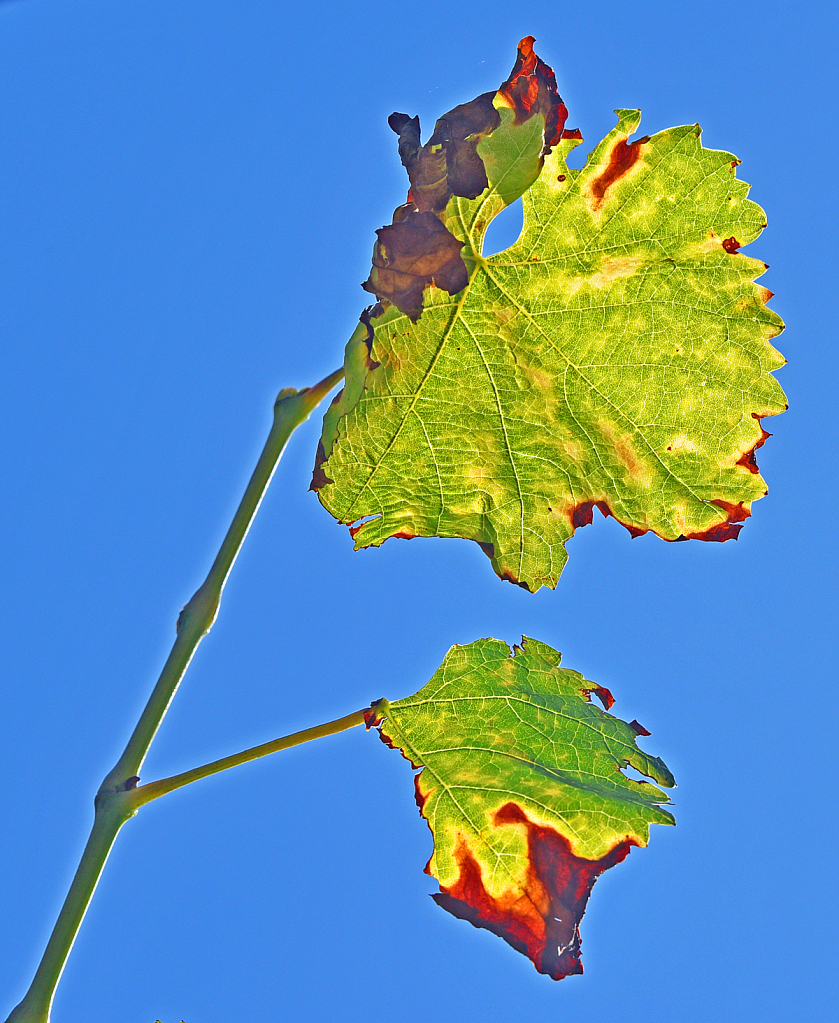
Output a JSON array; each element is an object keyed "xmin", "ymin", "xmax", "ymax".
[
  {"xmin": 347, "ymin": 513, "xmax": 382, "ymax": 538},
  {"xmin": 482, "ymin": 197, "xmax": 523, "ymax": 256},
  {"xmin": 347, "ymin": 514, "xmax": 380, "ymax": 528},
  {"xmin": 621, "ymin": 762, "xmax": 651, "ymax": 784},
  {"xmin": 564, "ymin": 143, "xmax": 591, "ymax": 170}
]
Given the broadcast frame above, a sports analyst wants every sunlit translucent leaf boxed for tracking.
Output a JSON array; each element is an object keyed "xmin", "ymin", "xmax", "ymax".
[
  {"xmin": 313, "ymin": 39, "xmax": 787, "ymax": 591},
  {"xmin": 366, "ymin": 636, "xmax": 674, "ymax": 979}
]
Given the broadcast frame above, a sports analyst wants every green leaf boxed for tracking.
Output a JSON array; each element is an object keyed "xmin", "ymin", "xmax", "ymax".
[
  {"xmin": 313, "ymin": 39, "xmax": 787, "ymax": 591},
  {"xmin": 367, "ymin": 636, "xmax": 675, "ymax": 979}
]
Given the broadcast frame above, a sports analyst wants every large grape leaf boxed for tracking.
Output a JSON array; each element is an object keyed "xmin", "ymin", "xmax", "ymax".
[
  {"xmin": 365, "ymin": 636, "xmax": 675, "ymax": 979},
  {"xmin": 312, "ymin": 39, "xmax": 787, "ymax": 591}
]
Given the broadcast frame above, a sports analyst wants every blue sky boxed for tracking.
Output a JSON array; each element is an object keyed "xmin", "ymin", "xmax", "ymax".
[{"xmin": 1, "ymin": 2, "xmax": 835, "ymax": 1021}]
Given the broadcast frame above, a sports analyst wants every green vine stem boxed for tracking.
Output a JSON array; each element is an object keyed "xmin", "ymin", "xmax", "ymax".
[{"xmin": 5, "ymin": 369, "xmax": 344, "ymax": 1023}]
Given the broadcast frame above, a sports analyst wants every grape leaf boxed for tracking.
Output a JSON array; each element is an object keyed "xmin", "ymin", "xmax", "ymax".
[
  {"xmin": 366, "ymin": 636, "xmax": 675, "ymax": 979},
  {"xmin": 313, "ymin": 39, "xmax": 787, "ymax": 591}
]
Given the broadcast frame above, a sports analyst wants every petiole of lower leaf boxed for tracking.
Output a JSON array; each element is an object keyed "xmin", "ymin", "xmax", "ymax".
[{"xmin": 129, "ymin": 707, "xmax": 369, "ymax": 807}]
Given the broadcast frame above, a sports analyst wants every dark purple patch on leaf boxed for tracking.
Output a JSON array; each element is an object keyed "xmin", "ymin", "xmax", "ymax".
[
  {"xmin": 309, "ymin": 440, "xmax": 334, "ymax": 492},
  {"xmin": 362, "ymin": 212, "xmax": 468, "ymax": 321},
  {"xmin": 358, "ymin": 305, "xmax": 382, "ymax": 370},
  {"xmin": 389, "ymin": 93, "xmax": 500, "ymax": 216}
]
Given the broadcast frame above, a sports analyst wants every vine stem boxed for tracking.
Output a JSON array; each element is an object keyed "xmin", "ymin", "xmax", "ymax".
[{"xmin": 5, "ymin": 368, "xmax": 344, "ymax": 1023}]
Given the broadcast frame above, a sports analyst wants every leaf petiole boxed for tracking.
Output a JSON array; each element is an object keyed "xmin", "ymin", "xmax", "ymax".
[{"xmin": 130, "ymin": 707, "xmax": 369, "ymax": 807}]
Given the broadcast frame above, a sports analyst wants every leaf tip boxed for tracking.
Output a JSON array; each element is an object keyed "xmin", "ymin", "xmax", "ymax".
[
  {"xmin": 433, "ymin": 803, "xmax": 637, "ymax": 980},
  {"xmin": 497, "ymin": 36, "xmax": 569, "ymax": 152}
]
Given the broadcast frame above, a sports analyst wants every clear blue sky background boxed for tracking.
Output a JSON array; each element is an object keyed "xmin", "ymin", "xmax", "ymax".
[{"xmin": 1, "ymin": 2, "xmax": 835, "ymax": 1021}]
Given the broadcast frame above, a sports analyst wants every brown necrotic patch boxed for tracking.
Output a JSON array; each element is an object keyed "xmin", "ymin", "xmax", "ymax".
[
  {"xmin": 588, "ymin": 135, "xmax": 649, "ymax": 211},
  {"xmin": 426, "ymin": 93, "xmax": 501, "ymax": 204},
  {"xmin": 363, "ymin": 700, "xmax": 386, "ymax": 730},
  {"xmin": 432, "ymin": 803, "xmax": 635, "ymax": 980},
  {"xmin": 498, "ymin": 567, "xmax": 533, "ymax": 591},
  {"xmin": 622, "ymin": 521, "xmax": 648, "ymax": 539},
  {"xmin": 568, "ymin": 489, "xmax": 753, "ymax": 545},
  {"xmin": 309, "ymin": 439, "xmax": 334, "ymax": 492},
  {"xmin": 569, "ymin": 499, "xmax": 610, "ymax": 529},
  {"xmin": 365, "ymin": 38, "xmax": 572, "ymax": 321}
]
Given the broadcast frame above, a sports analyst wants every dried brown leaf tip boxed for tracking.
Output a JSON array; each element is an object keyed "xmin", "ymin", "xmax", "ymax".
[
  {"xmin": 497, "ymin": 35, "xmax": 569, "ymax": 152},
  {"xmin": 681, "ymin": 499, "xmax": 751, "ymax": 542},
  {"xmin": 362, "ymin": 38, "xmax": 570, "ymax": 321},
  {"xmin": 433, "ymin": 803, "xmax": 636, "ymax": 979},
  {"xmin": 581, "ymin": 685, "xmax": 616, "ymax": 711}
]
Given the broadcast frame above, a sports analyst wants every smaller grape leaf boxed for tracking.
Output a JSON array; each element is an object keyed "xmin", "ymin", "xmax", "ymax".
[{"xmin": 366, "ymin": 636, "xmax": 675, "ymax": 979}]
